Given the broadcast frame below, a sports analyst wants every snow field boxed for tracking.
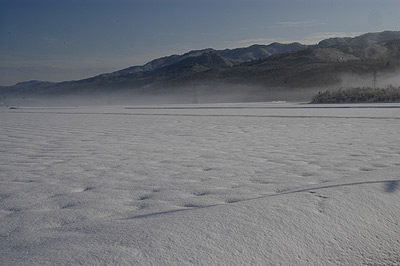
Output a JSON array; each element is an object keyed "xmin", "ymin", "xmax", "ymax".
[{"xmin": 0, "ymin": 102, "xmax": 399, "ymax": 265}]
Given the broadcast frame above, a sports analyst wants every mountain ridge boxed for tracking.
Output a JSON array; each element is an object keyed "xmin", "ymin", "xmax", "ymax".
[{"xmin": 1, "ymin": 30, "xmax": 400, "ymax": 104}]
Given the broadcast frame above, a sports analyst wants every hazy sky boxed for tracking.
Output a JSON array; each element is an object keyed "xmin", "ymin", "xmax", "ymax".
[{"xmin": 1, "ymin": 0, "xmax": 400, "ymax": 86}]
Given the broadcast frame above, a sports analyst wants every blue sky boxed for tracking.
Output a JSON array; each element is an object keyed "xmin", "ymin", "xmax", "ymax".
[{"xmin": 1, "ymin": 0, "xmax": 400, "ymax": 86}]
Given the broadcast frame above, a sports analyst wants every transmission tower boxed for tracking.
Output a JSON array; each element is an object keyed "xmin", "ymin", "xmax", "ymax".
[
  {"xmin": 373, "ymin": 69, "xmax": 378, "ymax": 89},
  {"xmin": 192, "ymin": 85, "xmax": 198, "ymax": 104}
]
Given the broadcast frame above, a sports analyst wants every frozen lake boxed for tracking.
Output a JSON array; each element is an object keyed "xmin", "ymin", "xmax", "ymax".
[{"xmin": 1, "ymin": 102, "xmax": 400, "ymax": 265}]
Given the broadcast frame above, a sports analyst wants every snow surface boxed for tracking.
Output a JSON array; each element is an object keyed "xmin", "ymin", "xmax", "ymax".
[{"xmin": 1, "ymin": 102, "xmax": 399, "ymax": 265}]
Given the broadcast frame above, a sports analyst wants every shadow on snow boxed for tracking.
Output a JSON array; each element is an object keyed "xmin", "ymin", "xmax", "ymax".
[{"xmin": 125, "ymin": 178, "xmax": 400, "ymax": 220}]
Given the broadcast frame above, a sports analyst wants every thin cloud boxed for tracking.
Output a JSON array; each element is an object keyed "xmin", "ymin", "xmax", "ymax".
[
  {"xmin": 300, "ymin": 31, "xmax": 366, "ymax": 44},
  {"xmin": 0, "ymin": 52, "xmax": 156, "ymax": 85},
  {"xmin": 42, "ymin": 37, "xmax": 58, "ymax": 43},
  {"xmin": 269, "ymin": 20, "xmax": 325, "ymax": 28},
  {"xmin": 229, "ymin": 38, "xmax": 295, "ymax": 48},
  {"xmin": 0, "ymin": 54, "xmax": 143, "ymax": 71},
  {"xmin": 228, "ymin": 31, "xmax": 366, "ymax": 48}
]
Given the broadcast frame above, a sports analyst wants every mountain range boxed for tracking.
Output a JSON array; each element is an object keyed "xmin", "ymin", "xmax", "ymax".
[{"xmin": 2, "ymin": 30, "xmax": 400, "ymax": 104}]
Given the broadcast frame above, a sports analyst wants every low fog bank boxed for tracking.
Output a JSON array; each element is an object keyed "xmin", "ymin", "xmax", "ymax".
[
  {"xmin": 0, "ymin": 84, "xmax": 322, "ymax": 107},
  {"xmin": 305, "ymin": 70, "xmax": 400, "ymax": 103},
  {"xmin": 3, "ymin": 70, "xmax": 400, "ymax": 107},
  {"xmin": 338, "ymin": 70, "xmax": 400, "ymax": 89}
]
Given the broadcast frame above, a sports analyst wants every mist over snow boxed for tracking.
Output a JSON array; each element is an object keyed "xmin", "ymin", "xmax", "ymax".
[
  {"xmin": 1, "ymin": 102, "xmax": 399, "ymax": 265},
  {"xmin": 338, "ymin": 70, "xmax": 400, "ymax": 89}
]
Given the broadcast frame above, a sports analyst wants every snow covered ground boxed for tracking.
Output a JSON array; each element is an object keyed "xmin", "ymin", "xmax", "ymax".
[{"xmin": 1, "ymin": 102, "xmax": 399, "ymax": 265}]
